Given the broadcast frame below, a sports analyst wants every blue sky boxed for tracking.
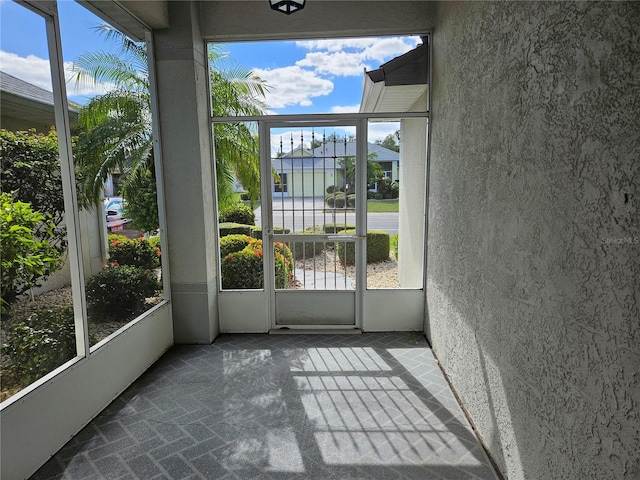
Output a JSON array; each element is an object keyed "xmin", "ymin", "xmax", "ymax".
[{"xmin": 1, "ymin": 0, "xmax": 419, "ymax": 140}]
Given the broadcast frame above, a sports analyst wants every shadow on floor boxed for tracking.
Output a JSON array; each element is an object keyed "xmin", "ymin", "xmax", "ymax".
[{"xmin": 32, "ymin": 333, "xmax": 498, "ymax": 480}]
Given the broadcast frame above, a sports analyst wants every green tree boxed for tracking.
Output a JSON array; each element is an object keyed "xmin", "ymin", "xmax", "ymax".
[
  {"xmin": 375, "ymin": 130, "xmax": 400, "ymax": 152},
  {"xmin": 72, "ymin": 27, "xmax": 267, "ymax": 229},
  {"xmin": 339, "ymin": 152, "xmax": 383, "ymax": 193}
]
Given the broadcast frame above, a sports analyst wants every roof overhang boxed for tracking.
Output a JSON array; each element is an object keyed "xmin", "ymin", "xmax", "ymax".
[
  {"xmin": 77, "ymin": 1, "xmax": 169, "ymax": 41},
  {"xmin": 359, "ymin": 41, "xmax": 428, "ymax": 114}
]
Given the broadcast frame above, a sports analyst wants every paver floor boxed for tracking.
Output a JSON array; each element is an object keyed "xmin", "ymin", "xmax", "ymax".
[{"xmin": 31, "ymin": 333, "xmax": 499, "ymax": 480}]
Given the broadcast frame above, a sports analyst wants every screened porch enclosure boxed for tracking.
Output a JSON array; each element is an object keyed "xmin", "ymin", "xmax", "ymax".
[{"xmin": 216, "ymin": 115, "xmax": 427, "ymax": 332}]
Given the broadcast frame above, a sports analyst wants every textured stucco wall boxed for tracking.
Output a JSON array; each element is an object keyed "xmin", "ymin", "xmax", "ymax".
[{"xmin": 427, "ymin": 2, "xmax": 639, "ymax": 479}]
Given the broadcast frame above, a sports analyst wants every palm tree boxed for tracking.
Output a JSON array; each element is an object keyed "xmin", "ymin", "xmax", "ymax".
[{"xmin": 72, "ymin": 26, "xmax": 268, "ymax": 228}]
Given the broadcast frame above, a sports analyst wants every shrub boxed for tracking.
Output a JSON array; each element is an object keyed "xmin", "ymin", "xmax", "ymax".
[
  {"xmin": 220, "ymin": 238, "xmax": 293, "ymax": 289},
  {"xmin": 219, "ymin": 222, "xmax": 253, "ymax": 237},
  {"xmin": 221, "ymin": 247, "xmax": 264, "ymax": 289},
  {"xmin": 218, "ymin": 204, "xmax": 255, "ymax": 225},
  {"xmin": 107, "ymin": 236, "xmax": 160, "ymax": 269},
  {"xmin": 325, "ymin": 192, "xmax": 346, "ymax": 208},
  {"xmin": 1, "ymin": 193, "xmax": 64, "ymax": 311},
  {"xmin": 336, "ymin": 229, "xmax": 390, "ymax": 265},
  {"xmin": 326, "ymin": 185, "xmax": 336, "ymax": 194},
  {"xmin": 86, "ymin": 265, "xmax": 160, "ymax": 321},
  {"xmin": 347, "ymin": 194, "xmax": 356, "ymax": 208},
  {"xmin": 249, "ymin": 226, "xmax": 290, "ymax": 239},
  {"xmin": 323, "ymin": 223, "xmax": 356, "ymax": 234},
  {"xmin": 0, "ymin": 129, "xmax": 67, "ymax": 255},
  {"xmin": 376, "ymin": 177, "xmax": 399, "ymax": 199},
  {"xmin": 367, "ymin": 190, "xmax": 376, "ymax": 199},
  {"xmin": 374, "ymin": 193, "xmax": 384, "ymax": 200},
  {"xmin": 2, "ymin": 307, "xmax": 95, "ymax": 386},
  {"xmin": 220, "ymin": 234, "xmax": 256, "ymax": 257},
  {"xmin": 288, "ymin": 227, "xmax": 325, "ymax": 260},
  {"xmin": 391, "ymin": 233, "xmax": 399, "ymax": 260},
  {"xmin": 240, "ymin": 192, "xmax": 250, "ymax": 201}
]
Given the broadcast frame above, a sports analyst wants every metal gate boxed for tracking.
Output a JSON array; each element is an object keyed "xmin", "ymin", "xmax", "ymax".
[{"xmin": 260, "ymin": 119, "xmax": 368, "ymax": 328}]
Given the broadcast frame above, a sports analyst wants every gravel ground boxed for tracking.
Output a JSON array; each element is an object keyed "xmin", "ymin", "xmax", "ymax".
[
  {"xmin": 292, "ymin": 248, "xmax": 401, "ymax": 289},
  {"xmin": 2, "ymin": 286, "xmax": 160, "ymax": 345}
]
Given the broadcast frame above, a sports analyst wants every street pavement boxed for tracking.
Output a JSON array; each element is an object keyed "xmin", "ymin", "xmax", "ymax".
[{"xmin": 254, "ymin": 196, "xmax": 398, "ymax": 235}]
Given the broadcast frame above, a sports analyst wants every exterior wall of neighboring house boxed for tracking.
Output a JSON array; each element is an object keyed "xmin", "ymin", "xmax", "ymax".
[
  {"xmin": 275, "ymin": 142, "xmax": 398, "ymax": 197},
  {"xmin": 427, "ymin": 2, "xmax": 639, "ymax": 479}
]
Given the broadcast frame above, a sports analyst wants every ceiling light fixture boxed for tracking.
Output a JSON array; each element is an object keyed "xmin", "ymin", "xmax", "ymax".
[{"xmin": 270, "ymin": 0, "xmax": 306, "ymax": 15}]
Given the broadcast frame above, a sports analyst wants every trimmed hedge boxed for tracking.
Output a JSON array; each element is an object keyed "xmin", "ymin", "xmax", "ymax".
[
  {"xmin": 249, "ymin": 226, "xmax": 290, "ymax": 239},
  {"xmin": 218, "ymin": 204, "xmax": 255, "ymax": 225},
  {"xmin": 219, "ymin": 235, "xmax": 293, "ymax": 289},
  {"xmin": 219, "ymin": 234, "xmax": 256, "ymax": 257},
  {"xmin": 107, "ymin": 235, "xmax": 160, "ymax": 269},
  {"xmin": 324, "ymin": 223, "xmax": 356, "ymax": 234},
  {"xmin": 219, "ymin": 222, "xmax": 253, "ymax": 237},
  {"xmin": 336, "ymin": 229, "xmax": 390, "ymax": 265},
  {"xmin": 325, "ymin": 192, "xmax": 346, "ymax": 208}
]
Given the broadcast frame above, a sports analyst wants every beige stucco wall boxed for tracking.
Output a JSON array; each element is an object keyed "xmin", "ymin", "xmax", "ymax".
[{"xmin": 427, "ymin": 2, "xmax": 639, "ymax": 478}]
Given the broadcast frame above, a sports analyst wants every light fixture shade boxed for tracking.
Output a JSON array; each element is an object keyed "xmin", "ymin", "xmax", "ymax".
[{"xmin": 270, "ymin": 0, "xmax": 306, "ymax": 15}]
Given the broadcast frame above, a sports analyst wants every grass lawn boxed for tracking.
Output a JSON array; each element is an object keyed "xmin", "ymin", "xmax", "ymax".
[{"xmin": 367, "ymin": 199, "xmax": 399, "ymax": 212}]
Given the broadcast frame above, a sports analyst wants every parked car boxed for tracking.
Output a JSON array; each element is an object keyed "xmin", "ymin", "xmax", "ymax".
[{"xmin": 104, "ymin": 197, "xmax": 131, "ymax": 232}]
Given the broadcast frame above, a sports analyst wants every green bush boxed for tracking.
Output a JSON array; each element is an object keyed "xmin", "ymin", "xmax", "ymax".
[
  {"xmin": 218, "ymin": 204, "xmax": 255, "ymax": 225},
  {"xmin": 220, "ymin": 234, "xmax": 256, "ymax": 257},
  {"xmin": 0, "ymin": 129, "xmax": 67, "ymax": 255},
  {"xmin": 391, "ymin": 233, "xmax": 399, "ymax": 260},
  {"xmin": 374, "ymin": 193, "xmax": 383, "ymax": 200},
  {"xmin": 219, "ymin": 222, "xmax": 253, "ymax": 237},
  {"xmin": 347, "ymin": 194, "xmax": 356, "ymax": 208},
  {"xmin": 367, "ymin": 190, "xmax": 376, "ymax": 199},
  {"xmin": 220, "ymin": 238, "xmax": 293, "ymax": 289},
  {"xmin": 2, "ymin": 307, "xmax": 95, "ymax": 386},
  {"xmin": 0, "ymin": 193, "xmax": 63, "ymax": 311},
  {"xmin": 287, "ymin": 227, "xmax": 325, "ymax": 260},
  {"xmin": 376, "ymin": 177, "xmax": 399, "ymax": 199},
  {"xmin": 323, "ymin": 223, "xmax": 356, "ymax": 234},
  {"xmin": 86, "ymin": 265, "xmax": 160, "ymax": 321},
  {"xmin": 336, "ymin": 229, "xmax": 390, "ymax": 265},
  {"xmin": 326, "ymin": 185, "xmax": 336, "ymax": 194},
  {"xmin": 221, "ymin": 247, "xmax": 264, "ymax": 289},
  {"xmin": 249, "ymin": 226, "xmax": 290, "ymax": 239},
  {"xmin": 107, "ymin": 235, "xmax": 160, "ymax": 269},
  {"xmin": 325, "ymin": 192, "xmax": 346, "ymax": 208}
]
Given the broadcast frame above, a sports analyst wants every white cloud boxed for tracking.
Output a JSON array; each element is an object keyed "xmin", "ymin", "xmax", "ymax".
[
  {"xmin": 296, "ymin": 51, "xmax": 368, "ymax": 77},
  {"xmin": 0, "ymin": 50, "xmax": 114, "ymax": 100},
  {"xmin": 293, "ymin": 36, "xmax": 422, "ymax": 78},
  {"xmin": 362, "ymin": 37, "xmax": 420, "ymax": 63},
  {"xmin": 253, "ymin": 65, "xmax": 333, "ymax": 109},
  {"xmin": 0, "ymin": 51, "xmax": 53, "ymax": 91},
  {"xmin": 368, "ymin": 122, "xmax": 400, "ymax": 143},
  {"xmin": 296, "ymin": 38, "xmax": 378, "ymax": 52},
  {"xmin": 330, "ymin": 104, "xmax": 360, "ymax": 114}
]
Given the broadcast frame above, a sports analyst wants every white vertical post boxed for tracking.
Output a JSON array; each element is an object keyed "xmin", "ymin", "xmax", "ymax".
[
  {"xmin": 261, "ymin": 121, "xmax": 276, "ymax": 329},
  {"xmin": 355, "ymin": 118, "xmax": 368, "ymax": 330},
  {"xmin": 43, "ymin": 2, "xmax": 90, "ymax": 358},
  {"xmin": 145, "ymin": 30, "xmax": 171, "ymax": 299}
]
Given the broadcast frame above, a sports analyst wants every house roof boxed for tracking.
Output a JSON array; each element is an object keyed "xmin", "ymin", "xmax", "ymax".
[
  {"xmin": 360, "ymin": 40, "xmax": 429, "ymax": 113},
  {"xmin": 0, "ymin": 71, "xmax": 79, "ymax": 128},
  {"xmin": 275, "ymin": 141, "xmax": 398, "ymax": 170},
  {"xmin": 311, "ymin": 141, "xmax": 399, "ymax": 161}
]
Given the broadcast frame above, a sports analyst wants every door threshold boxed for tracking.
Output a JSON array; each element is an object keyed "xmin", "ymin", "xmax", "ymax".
[{"xmin": 269, "ymin": 327, "xmax": 362, "ymax": 335}]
